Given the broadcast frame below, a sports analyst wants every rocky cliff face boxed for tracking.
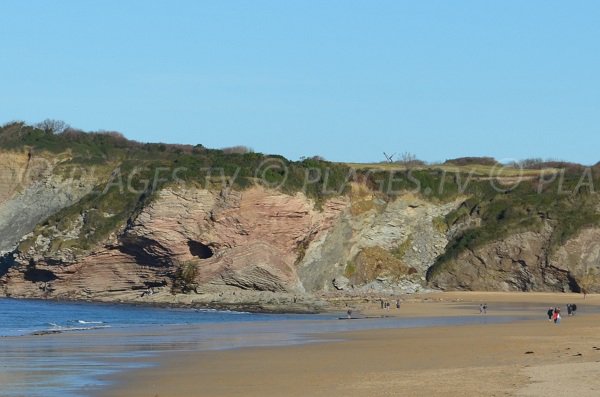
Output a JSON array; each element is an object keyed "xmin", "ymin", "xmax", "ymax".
[
  {"xmin": 0, "ymin": 150, "xmax": 95, "ymax": 253},
  {"xmin": 298, "ymin": 194, "xmax": 459, "ymax": 293},
  {"xmin": 428, "ymin": 223, "xmax": 600, "ymax": 293},
  {"xmin": 2, "ymin": 186, "xmax": 338, "ymax": 298},
  {"xmin": 2, "ymin": 145, "xmax": 600, "ymax": 308},
  {"xmin": 0, "ymin": 168, "xmax": 461, "ymax": 306}
]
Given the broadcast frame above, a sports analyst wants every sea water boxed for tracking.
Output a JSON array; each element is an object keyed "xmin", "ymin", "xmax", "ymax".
[
  {"xmin": 0, "ymin": 297, "xmax": 316, "ymax": 337},
  {"xmin": 0, "ymin": 298, "xmax": 326, "ymax": 397},
  {"xmin": 0, "ymin": 298, "xmax": 536, "ymax": 397}
]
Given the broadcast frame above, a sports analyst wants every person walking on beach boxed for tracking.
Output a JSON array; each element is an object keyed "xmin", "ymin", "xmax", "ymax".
[
  {"xmin": 479, "ymin": 304, "xmax": 484, "ymax": 314},
  {"xmin": 567, "ymin": 304, "xmax": 572, "ymax": 316},
  {"xmin": 553, "ymin": 307, "xmax": 561, "ymax": 324},
  {"xmin": 547, "ymin": 307, "xmax": 554, "ymax": 321},
  {"xmin": 396, "ymin": 299, "xmax": 400, "ymax": 309},
  {"xmin": 482, "ymin": 303, "xmax": 487, "ymax": 314},
  {"xmin": 571, "ymin": 303, "xmax": 577, "ymax": 315}
]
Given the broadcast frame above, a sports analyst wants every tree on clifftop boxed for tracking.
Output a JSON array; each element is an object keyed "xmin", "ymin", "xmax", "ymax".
[{"xmin": 35, "ymin": 119, "xmax": 70, "ymax": 134}]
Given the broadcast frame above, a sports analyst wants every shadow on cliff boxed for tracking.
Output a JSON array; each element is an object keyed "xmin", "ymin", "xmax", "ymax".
[
  {"xmin": 118, "ymin": 236, "xmax": 174, "ymax": 267},
  {"xmin": 0, "ymin": 253, "xmax": 13, "ymax": 278}
]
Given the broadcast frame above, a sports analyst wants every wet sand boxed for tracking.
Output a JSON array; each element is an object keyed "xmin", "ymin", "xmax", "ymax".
[{"xmin": 101, "ymin": 292, "xmax": 600, "ymax": 397}]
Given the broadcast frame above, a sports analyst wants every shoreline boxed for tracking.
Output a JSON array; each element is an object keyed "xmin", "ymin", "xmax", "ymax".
[
  {"xmin": 98, "ymin": 291, "xmax": 600, "ymax": 397},
  {"xmin": 1, "ymin": 289, "xmax": 594, "ymax": 315},
  {"xmin": 0, "ymin": 292, "xmax": 329, "ymax": 314}
]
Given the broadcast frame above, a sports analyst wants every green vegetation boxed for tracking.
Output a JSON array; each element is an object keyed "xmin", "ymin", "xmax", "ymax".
[
  {"xmin": 1, "ymin": 121, "xmax": 353, "ymax": 251},
  {"xmin": 172, "ymin": 261, "xmax": 199, "ymax": 293},
  {"xmin": 427, "ymin": 171, "xmax": 600, "ymax": 280},
  {"xmin": 346, "ymin": 161, "xmax": 559, "ymax": 178},
  {"xmin": 390, "ymin": 236, "xmax": 413, "ymax": 260},
  {"xmin": 432, "ymin": 216, "xmax": 448, "ymax": 233},
  {"xmin": 344, "ymin": 262, "xmax": 356, "ymax": 278},
  {"xmin": 350, "ymin": 246, "xmax": 416, "ymax": 284}
]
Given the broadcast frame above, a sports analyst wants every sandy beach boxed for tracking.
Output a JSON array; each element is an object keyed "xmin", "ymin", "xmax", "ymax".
[{"xmin": 98, "ymin": 292, "xmax": 600, "ymax": 397}]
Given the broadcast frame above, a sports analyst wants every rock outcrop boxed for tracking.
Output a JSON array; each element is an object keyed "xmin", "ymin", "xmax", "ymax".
[
  {"xmin": 298, "ymin": 194, "xmax": 459, "ymax": 293},
  {"xmin": 0, "ymin": 175, "xmax": 464, "ymax": 305},
  {"xmin": 1, "ymin": 141, "xmax": 600, "ymax": 308},
  {"xmin": 0, "ymin": 150, "xmax": 95, "ymax": 253},
  {"xmin": 428, "ymin": 224, "xmax": 600, "ymax": 293},
  {"xmin": 2, "ymin": 186, "xmax": 347, "ymax": 300}
]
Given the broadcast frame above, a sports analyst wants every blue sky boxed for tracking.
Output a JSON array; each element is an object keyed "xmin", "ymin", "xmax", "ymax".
[{"xmin": 1, "ymin": 1, "xmax": 599, "ymax": 164}]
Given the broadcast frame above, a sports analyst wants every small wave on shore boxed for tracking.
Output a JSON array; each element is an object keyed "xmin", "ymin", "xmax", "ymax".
[
  {"xmin": 30, "ymin": 321, "xmax": 112, "ymax": 335},
  {"xmin": 77, "ymin": 319, "xmax": 104, "ymax": 324}
]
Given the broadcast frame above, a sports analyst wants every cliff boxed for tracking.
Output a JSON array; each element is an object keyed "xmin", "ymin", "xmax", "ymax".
[
  {"xmin": 1, "ymin": 182, "xmax": 456, "ymax": 307},
  {"xmin": 1, "ymin": 121, "xmax": 600, "ymax": 309}
]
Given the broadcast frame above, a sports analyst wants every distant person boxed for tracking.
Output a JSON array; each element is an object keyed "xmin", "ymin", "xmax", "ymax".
[
  {"xmin": 396, "ymin": 299, "xmax": 400, "ymax": 309},
  {"xmin": 380, "ymin": 299, "xmax": 385, "ymax": 309},
  {"xmin": 571, "ymin": 303, "xmax": 577, "ymax": 315},
  {"xmin": 553, "ymin": 310, "xmax": 561, "ymax": 324},
  {"xmin": 479, "ymin": 304, "xmax": 484, "ymax": 314},
  {"xmin": 567, "ymin": 304, "xmax": 572, "ymax": 316},
  {"xmin": 386, "ymin": 301, "xmax": 390, "ymax": 311},
  {"xmin": 482, "ymin": 303, "xmax": 487, "ymax": 314},
  {"xmin": 347, "ymin": 309, "xmax": 352, "ymax": 319},
  {"xmin": 547, "ymin": 307, "xmax": 554, "ymax": 322}
]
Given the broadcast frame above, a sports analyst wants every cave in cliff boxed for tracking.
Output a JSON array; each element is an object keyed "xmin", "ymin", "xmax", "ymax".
[
  {"xmin": 187, "ymin": 241, "xmax": 214, "ymax": 259},
  {"xmin": 24, "ymin": 267, "xmax": 57, "ymax": 283}
]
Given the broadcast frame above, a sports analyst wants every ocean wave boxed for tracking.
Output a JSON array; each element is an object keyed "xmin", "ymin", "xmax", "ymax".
[
  {"xmin": 32, "ymin": 324, "xmax": 111, "ymax": 336},
  {"xmin": 194, "ymin": 308, "xmax": 251, "ymax": 315},
  {"xmin": 76, "ymin": 320, "xmax": 105, "ymax": 324}
]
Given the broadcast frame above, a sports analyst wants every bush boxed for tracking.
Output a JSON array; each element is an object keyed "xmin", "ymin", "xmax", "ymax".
[
  {"xmin": 172, "ymin": 262, "xmax": 199, "ymax": 294},
  {"xmin": 221, "ymin": 145, "xmax": 254, "ymax": 154},
  {"xmin": 444, "ymin": 157, "xmax": 498, "ymax": 166}
]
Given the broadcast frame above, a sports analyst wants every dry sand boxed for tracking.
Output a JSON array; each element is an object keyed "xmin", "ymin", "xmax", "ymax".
[{"xmin": 101, "ymin": 292, "xmax": 600, "ymax": 397}]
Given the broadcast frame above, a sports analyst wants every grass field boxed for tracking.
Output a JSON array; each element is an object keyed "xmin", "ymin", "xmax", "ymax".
[{"xmin": 344, "ymin": 162, "xmax": 560, "ymax": 177}]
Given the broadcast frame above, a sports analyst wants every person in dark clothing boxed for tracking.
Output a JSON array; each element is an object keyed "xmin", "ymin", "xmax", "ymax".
[
  {"xmin": 567, "ymin": 304, "xmax": 572, "ymax": 316},
  {"xmin": 571, "ymin": 303, "xmax": 577, "ymax": 315},
  {"xmin": 547, "ymin": 307, "xmax": 554, "ymax": 321}
]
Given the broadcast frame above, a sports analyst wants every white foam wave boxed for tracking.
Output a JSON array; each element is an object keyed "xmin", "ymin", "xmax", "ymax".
[
  {"xmin": 76, "ymin": 320, "xmax": 105, "ymax": 324},
  {"xmin": 50, "ymin": 324, "xmax": 111, "ymax": 332}
]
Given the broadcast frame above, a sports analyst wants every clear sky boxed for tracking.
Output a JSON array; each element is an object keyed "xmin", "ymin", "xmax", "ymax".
[{"xmin": 1, "ymin": 1, "xmax": 599, "ymax": 164}]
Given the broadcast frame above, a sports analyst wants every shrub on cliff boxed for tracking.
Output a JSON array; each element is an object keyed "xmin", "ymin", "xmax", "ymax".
[{"xmin": 172, "ymin": 262, "xmax": 199, "ymax": 294}]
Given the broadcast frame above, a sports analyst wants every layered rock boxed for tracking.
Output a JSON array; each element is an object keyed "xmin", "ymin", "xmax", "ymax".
[
  {"xmin": 548, "ymin": 228, "xmax": 600, "ymax": 292},
  {"xmin": 4, "ymin": 155, "xmax": 599, "ymax": 306},
  {"xmin": 1, "ymin": 176, "xmax": 466, "ymax": 304},
  {"xmin": 428, "ymin": 224, "xmax": 600, "ymax": 293},
  {"xmin": 2, "ymin": 186, "xmax": 347, "ymax": 300},
  {"xmin": 0, "ymin": 150, "xmax": 96, "ymax": 252}
]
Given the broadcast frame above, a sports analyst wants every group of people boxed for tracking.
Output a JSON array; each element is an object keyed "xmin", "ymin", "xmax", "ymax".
[
  {"xmin": 380, "ymin": 299, "xmax": 401, "ymax": 310},
  {"xmin": 547, "ymin": 307, "xmax": 561, "ymax": 323},
  {"xmin": 546, "ymin": 304, "xmax": 577, "ymax": 324}
]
